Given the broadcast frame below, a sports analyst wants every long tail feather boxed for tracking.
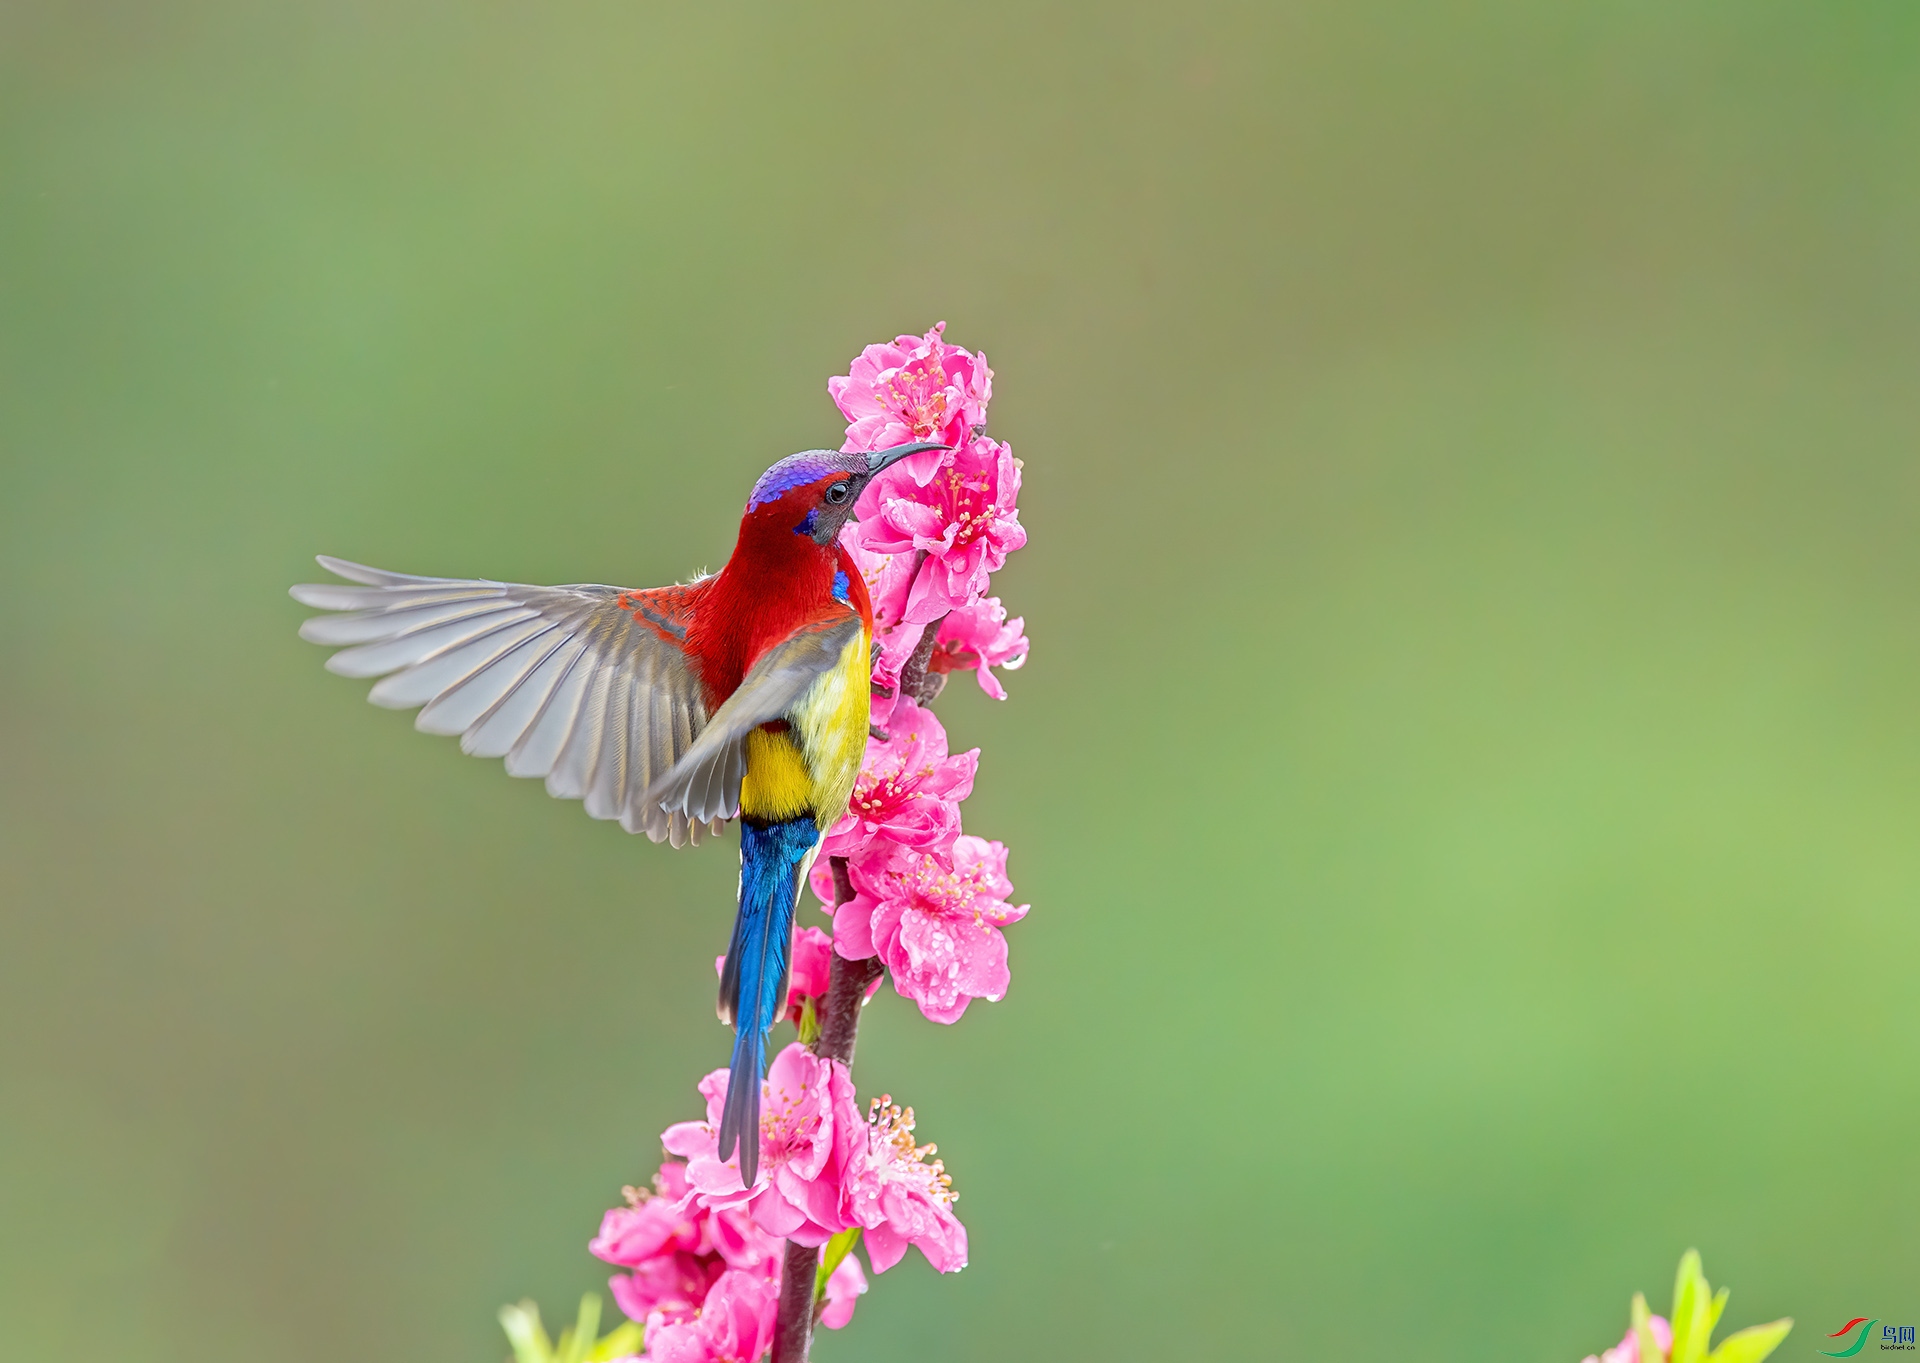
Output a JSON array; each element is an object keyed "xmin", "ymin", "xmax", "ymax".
[{"xmin": 716, "ymin": 816, "xmax": 820, "ymax": 1185}]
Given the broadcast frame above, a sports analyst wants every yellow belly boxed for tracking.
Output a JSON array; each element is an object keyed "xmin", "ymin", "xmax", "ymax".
[{"xmin": 736, "ymin": 628, "xmax": 870, "ymax": 829}]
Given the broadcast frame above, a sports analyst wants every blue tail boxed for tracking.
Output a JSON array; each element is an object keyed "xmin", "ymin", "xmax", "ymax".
[{"xmin": 716, "ymin": 816, "xmax": 819, "ymax": 1185}]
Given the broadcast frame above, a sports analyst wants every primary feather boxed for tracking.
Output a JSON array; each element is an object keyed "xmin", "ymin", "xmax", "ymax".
[{"xmin": 290, "ymin": 556, "xmax": 719, "ymax": 846}]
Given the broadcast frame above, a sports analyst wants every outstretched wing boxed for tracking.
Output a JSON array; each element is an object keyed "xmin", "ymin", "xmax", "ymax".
[
  {"xmin": 291, "ymin": 555, "xmax": 718, "ymax": 846},
  {"xmin": 646, "ymin": 611, "xmax": 865, "ymax": 827}
]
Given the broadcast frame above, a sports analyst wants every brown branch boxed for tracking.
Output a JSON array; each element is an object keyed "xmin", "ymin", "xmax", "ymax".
[
  {"xmin": 871, "ymin": 551, "xmax": 948, "ymax": 709},
  {"xmin": 771, "ymin": 1239, "xmax": 819, "ymax": 1363},
  {"xmin": 817, "ymin": 861, "xmax": 884, "ymax": 1066},
  {"xmin": 772, "ymin": 857, "xmax": 883, "ymax": 1363},
  {"xmin": 897, "ymin": 611, "xmax": 950, "ymax": 708}
]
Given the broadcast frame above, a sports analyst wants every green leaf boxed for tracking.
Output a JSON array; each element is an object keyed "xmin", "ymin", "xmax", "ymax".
[
  {"xmin": 814, "ymin": 1227, "xmax": 862, "ymax": 1308},
  {"xmin": 797, "ymin": 995, "xmax": 821, "ymax": 1048},
  {"xmin": 499, "ymin": 1301, "xmax": 554, "ymax": 1363},
  {"xmin": 1634, "ymin": 1293, "xmax": 1665, "ymax": 1363},
  {"xmin": 586, "ymin": 1322, "xmax": 645, "ymax": 1363},
  {"xmin": 1705, "ymin": 1286, "xmax": 1729, "ymax": 1344},
  {"xmin": 1671, "ymin": 1249, "xmax": 1709, "ymax": 1363},
  {"xmin": 555, "ymin": 1294, "xmax": 600, "ymax": 1363},
  {"xmin": 1706, "ymin": 1318, "xmax": 1793, "ymax": 1363}
]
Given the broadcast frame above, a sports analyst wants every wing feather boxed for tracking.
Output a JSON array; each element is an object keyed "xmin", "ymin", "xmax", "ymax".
[
  {"xmin": 368, "ymin": 614, "xmax": 549, "ymax": 709},
  {"xmin": 623, "ymin": 646, "xmax": 658, "ymax": 837},
  {"xmin": 465, "ymin": 633, "xmax": 586, "ymax": 758},
  {"xmin": 415, "ymin": 619, "xmax": 572, "ymax": 735},
  {"xmin": 628, "ymin": 648, "xmax": 674, "ymax": 838},
  {"xmin": 289, "ymin": 583, "xmax": 500, "ymax": 612},
  {"xmin": 508, "ymin": 640, "xmax": 595, "ymax": 778},
  {"xmin": 313, "ymin": 554, "xmax": 473, "ymax": 587},
  {"xmin": 584, "ymin": 662, "xmax": 632, "ymax": 822},
  {"xmin": 324, "ymin": 607, "xmax": 536, "ymax": 679},
  {"xmin": 298, "ymin": 596, "xmax": 515, "ymax": 646},
  {"xmin": 621, "ymin": 656, "xmax": 650, "ymax": 831},
  {"xmin": 292, "ymin": 556, "xmax": 710, "ymax": 844},
  {"xmin": 547, "ymin": 641, "xmax": 608, "ymax": 802}
]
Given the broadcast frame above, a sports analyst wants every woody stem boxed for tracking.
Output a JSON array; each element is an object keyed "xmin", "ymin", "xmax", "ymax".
[
  {"xmin": 771, "ymin": 1241, "xmax": 819, "ymax": 1363},
  {"xmin": 898, "ymin": 611, "xmax": 950, "ymax": 707},
  {"xmin": 816, "ymin": 859, "xmax": 883, "ymax": 1066},
  {"xmin": 772, "ymin": 858, "xmax": 882, "ymax": 1363}
]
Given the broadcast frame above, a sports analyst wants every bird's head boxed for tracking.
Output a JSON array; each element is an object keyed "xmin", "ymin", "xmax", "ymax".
[{"xmin": 742, "ymin": 440, "xmax": 949, "ymax": 546}]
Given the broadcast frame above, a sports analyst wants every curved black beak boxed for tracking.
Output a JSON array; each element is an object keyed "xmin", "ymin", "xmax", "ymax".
[{"xmin": 865, "ymin": 440, "xmax": 950, "ymax": 475}]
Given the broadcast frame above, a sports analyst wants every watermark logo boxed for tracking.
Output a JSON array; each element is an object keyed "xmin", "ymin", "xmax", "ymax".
[
  {"xmin": 1821, "ymin": 1320, "xmax": 1876, "ymax": 1358},
  {"xmin": 1819, "ymin": 1319, "xmax": 1915, "ymax": 1356}
]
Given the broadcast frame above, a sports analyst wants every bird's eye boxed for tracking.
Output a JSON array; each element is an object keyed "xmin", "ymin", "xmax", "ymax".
[{"xmin": 825, "ymin": 482, "xmax": 852, "ymax": 505}]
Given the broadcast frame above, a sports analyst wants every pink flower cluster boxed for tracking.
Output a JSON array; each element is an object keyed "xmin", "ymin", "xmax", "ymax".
[
  {"xmin": 817, "ymin": 835, "xmax": 1026, "ymax": 1025},
  {"xmin": 832, "ymin": 324, "xmax": 1028, "ymax": 707},
  {"xmin": 825, "ymin": 324, "xmax": 1032, "ymax": 1023},
  {"xmin": 831, "ymin": 320, "xmax": 991, "ymax": 483},
  {"xmin": 926, "ymin": 595, "xmax": 1028, "ymax": 701},
  {"xmin": 589, "ymin": 1044, "xmax": 966, "ymax": 1358},
  {"xmin": 590, "ymin": 1155, "xmax": 866, "ymax": 1362},
  {"xmin": 664, "ymin": 1043, "xmax": 966, "ymax": 1273}
]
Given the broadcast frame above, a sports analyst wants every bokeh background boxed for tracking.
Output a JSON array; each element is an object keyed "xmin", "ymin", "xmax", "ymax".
[{"xmin": 4, "ymin": 4, "xmax": 1918, "ymax": 1360}]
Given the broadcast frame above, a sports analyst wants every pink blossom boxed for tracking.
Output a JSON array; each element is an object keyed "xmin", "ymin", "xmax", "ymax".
[
  {"xmin": 590, "ymin": 1163, "xmax": 703, "ymax": 1267},
  {"xmin": 592, "ymin": 1164, "xmax": 779, "ymax": 1330},
  {"xmin": 639, "ymin": 1269, "xmax": 777, "ymax": 1363},
  {"xmin": 821, "ymin": 699, "xmax": 977, "ymax": 861},
  {"xmin": 838, "ymin": 531, "xmax": 915, "ymax": 633},
  {"xmin": 590, "ymin": 1156, "xmax": 873, "ymax": 1346},
  {"xmin": 784, "ymin": 922, "xmax": 883, "ymax": 1020},
  {"xmin": 662, "ymin": 1044, "xmax": 861, "ymax": 1246},
  {"xmin": 607, "ymin": 1251, "xmax": 720, "ymax": 1331},
  {"xmin": 846, "ymin": 1096, "xmax": 967, "ymax": 1274},
  {"xmin": 852, "ymin": 438, "xmax": 1025, "ymax": 625},
  {"xmin": 629, "ymin": 1062, "xmax": 968, "ymax": 1339},
  {"xmin": 830, "ymin": 322, "xmax": 992, "ymax": 484},
  {"xmin": 927, "ymin": 596, "xmax": 1029, "ymax": 701},
  {"xmin": 831, "ymin": 837, "xmax": 1028, "ymax": 1025},
  {"xmin": 820, "ymin": 1252, "xmax": 868, "ymax": 1330},
  {"xmin": 1582, "ymin": 1316, "xmax": 1673, "ymax": 1363},
  {"xmin": 787, "ymin": 926, "xmax": 834, "ymax": 1008},
  {"xmin": 836, "ymin": 531, "xmax": 924, "ymax": 728},
  {"xmin": 700, "ymin": 1201, "xmax": 775, "ymax": 1273}
]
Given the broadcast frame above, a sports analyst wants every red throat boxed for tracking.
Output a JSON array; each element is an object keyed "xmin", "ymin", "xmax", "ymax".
[{"xmin": 681, "ymin": 485, "xmax": 872, "ymax": 708}]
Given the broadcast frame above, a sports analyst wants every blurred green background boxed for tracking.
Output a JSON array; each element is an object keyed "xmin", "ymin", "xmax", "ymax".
[{"xmin": 3, "ymin": 4, "xmax": 1918, "ymax": 1360}]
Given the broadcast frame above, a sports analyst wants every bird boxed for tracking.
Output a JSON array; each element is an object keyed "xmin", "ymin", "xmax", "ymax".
[{"xmin": 289, "ymin": 439, "xmax": 948, "ymax": 1183}]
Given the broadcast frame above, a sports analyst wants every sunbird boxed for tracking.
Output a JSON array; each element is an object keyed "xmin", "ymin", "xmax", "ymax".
[{"xmin": 290, "ymin": 440, "xmax": 947, "ymax": 1182}]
